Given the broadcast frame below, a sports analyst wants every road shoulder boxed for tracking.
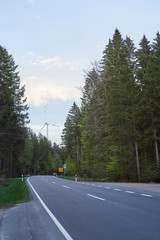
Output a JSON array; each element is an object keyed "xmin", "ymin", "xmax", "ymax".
[{"xmin": 0, "ymin": 199, "xmax": 66, "ymax": 240}]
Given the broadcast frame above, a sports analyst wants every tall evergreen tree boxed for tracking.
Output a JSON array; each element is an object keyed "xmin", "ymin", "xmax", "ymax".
[
  {"xmin": 80, "ymin": 65, "xmax": 106, "ymax": 178},
  {"xmin": 0, "ymin": 46, "xmax": 29, "ymax": 176},
  {"xmin": 101, "ymin": 29, "xmax": 138, "ymax": 181},
  {"xmin": 62, "ymin": 102, "xmax": 81, "ymax": 171}
]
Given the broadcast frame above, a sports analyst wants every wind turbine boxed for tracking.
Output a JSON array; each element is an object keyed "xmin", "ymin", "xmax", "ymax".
[
  {"xmin": 38, "ymin": 105, "xmax": 59, "ymax": 140},
  {"xmin": 39, "ymin": 122, "xmax": 59, "ymax": 140}
]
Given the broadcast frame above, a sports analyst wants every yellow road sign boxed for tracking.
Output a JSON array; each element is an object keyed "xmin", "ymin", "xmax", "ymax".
[{"xmin": 59, "ymin": 168, "xmax": 63, "ymax": 172}]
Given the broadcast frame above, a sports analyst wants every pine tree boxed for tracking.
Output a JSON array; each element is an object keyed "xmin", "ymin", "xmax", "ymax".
[
  {"xmin": 150, "ymin": 32, "xmax": 160, "ymax": 165},
  {"xmin": 135, "ymin": 34, "xmax": 160, "ymax": 181},
  {"xmin": 80, "ymin": 65, "xmax": 107, "ymax": 178},
  {"xmin": 0, "ymin": 46, "xmax": 29, "ymax": 176},
  {"xmin": 101, "ymin": 29, "xmax": 138, "ymax": 181},
  {"xmin": 62, "ymin": 102, "xmax": 81, "ymax": 173}
]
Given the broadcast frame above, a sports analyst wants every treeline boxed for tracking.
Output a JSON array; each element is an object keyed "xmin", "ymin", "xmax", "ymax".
[
  {"xmin": 62, "ymin": 29, "xmax": 160, "ymax": 182},
  {"xmin": 0, "ymin": 46, "xmax": 64, "ymax": 177},
  {"xmin": 0, "ymin": 46, "xmax": 29, "ymax": 177},
  {"xmin": 19, "ymin": 130, "xmax": 65, "ymax": 176}
]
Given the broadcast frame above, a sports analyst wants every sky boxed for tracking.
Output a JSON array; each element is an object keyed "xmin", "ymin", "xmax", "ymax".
[{"xmin": 1, "ymin": 0, "xmax": 160, "ymax": 145}]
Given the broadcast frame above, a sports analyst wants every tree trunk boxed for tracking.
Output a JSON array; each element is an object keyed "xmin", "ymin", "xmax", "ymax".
[
  {"xmin": 154, "ymin": 128, "xmax": 159, "ymax": 165},
  {"xmin": 135, "ymin": 140, "xmax": 140, "ymax": 182},
  {"xmin": 10, "ymin": 144, "xmax": 13, "ymax": 176}
]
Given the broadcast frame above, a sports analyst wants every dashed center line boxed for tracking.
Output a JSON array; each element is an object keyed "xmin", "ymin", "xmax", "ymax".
[
  {"xmin": 65, "ymin": 181, "xmax": 156, "ymax": 199},
  {"xmin": 63, "ymin": 185, "xmax": 70, "ymax": 189},
  {"xmin": 87, "ymin": 194, "xmax": 105, "ymax": 201},
  {"xmin": 52, "ymin": 182, "xmax": 56, "ymax": 184},
  {"xmin": 140, "ymin": 194, "xmax": 153, "ymax": 197},
  {"xmin": 125, "ymin": 191, "xmax": 135, "ymax": 194}
]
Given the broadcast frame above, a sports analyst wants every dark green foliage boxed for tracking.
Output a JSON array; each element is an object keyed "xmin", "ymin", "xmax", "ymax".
[
  {"xmin": 0, "ymin": 46, "xmax": 29, "ymax": 177},
  {"xmin": 62, "ymin": 102, "xmax": 81, "ymax": 170},
  {"xmin": 0, "ymin": 45, "xmax": 63, "ymax": 177},
  {"xmin": 19, "ymin": 130, "xmax": 64, "ymax": 176},
  {"xmin": 1, "ymin": 31, "xmax": 160, "ymax": 182},
  {"xmin": 62, "ymin": 29, "xmax": 160, "ymax": 182}
]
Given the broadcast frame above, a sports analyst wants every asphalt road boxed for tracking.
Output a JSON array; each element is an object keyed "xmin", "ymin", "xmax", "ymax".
[{"xmin": 26, "ymin": 176, "xmax": 160, "ymax": 240}]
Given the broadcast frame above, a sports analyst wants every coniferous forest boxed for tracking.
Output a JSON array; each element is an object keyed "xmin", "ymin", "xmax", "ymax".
[
  {"xmin": 0, "ymin": 45, "xmax": 64, "ymax": 177},
  {"xmin": 1, "ymin": 29, "xmax": 160, "ymax": 182},
  {"xmin": 62, "ymin": 29, "xmax": 160, "ymax": 182}
]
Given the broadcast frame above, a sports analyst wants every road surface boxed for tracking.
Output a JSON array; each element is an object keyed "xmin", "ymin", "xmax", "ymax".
[
  {"xmin": 1, "ymin": 176, "xmax": 160, "ymax": 239},
  {"xmin": 26, "ymin": 176, "xmax": 160, "ymax": 240}
]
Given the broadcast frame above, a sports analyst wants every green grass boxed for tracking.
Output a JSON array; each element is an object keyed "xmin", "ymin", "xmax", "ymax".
[
  {"xmin": 0, "ymin": 178, "xmax": 31, "ymax": 206},
  {"xmin": 57, "ymin": 175, "xmax": 74, "ymax": 181}
]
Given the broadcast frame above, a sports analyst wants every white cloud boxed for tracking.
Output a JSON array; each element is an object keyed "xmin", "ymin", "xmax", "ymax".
[
  {"xmin": 96, "ymin": 44, "xmax": 101, "ymax": 49},
  {"xmin": 23, "ymin": 76, "xmax": 81, "ymax": 106},
  {"xmin": 28, "ymin": 0, "xmax": 34, "ymax": 4},
  {"xmin": 28, "ymin": 56, "xmax": 77, "ymax": 71},
  {"xmin": 28, "ymin": 51, "xmax": 35, "ymax": 55},
  {"xmin": 40, "ymin": 56, "xmax": 62, "ymax": 65}
]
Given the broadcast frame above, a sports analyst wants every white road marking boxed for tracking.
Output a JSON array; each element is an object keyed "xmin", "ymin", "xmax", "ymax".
[
  {"xmin": 63, "ymin": 185, "xmax": 70, "ymax": 189},
  {"xmin": 97, "ymin": 185, "xmax": 103, "ymax": 188},
  {"xmin": 105, "ymin": 187, "xmax": 111, "ymax": 189},
  {"xmin": 52, "ymin": 182, "xmax": 56, "ymax": 184},
  {"xmin": 27, "ymin": 178, "xmax": 73, "ymax": 240},
  {"xmin": 125, "ymin": 191, "xmax": 135, "ymax": 194},
  {"xmin": 87, "ymin": 194, "xmax": 105, "ymax": 201},
  {"xmin": 113, "ymin": 188, "xmax": 121, "ymax": 191},
  {"xmin": 140, "ymin": 194, "xmax": 153, "ymax": 197},
  {"xmin": 91, "ymin": 184, "xmax": 96, "ymax": 186}
]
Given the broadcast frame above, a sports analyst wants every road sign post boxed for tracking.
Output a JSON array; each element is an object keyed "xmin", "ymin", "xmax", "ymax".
[
  {"xmin": 75, "ymin": 175, "xmax": 77, "ymax": 182},
  {"xmin": 59, "ymin": 168, "xmax": 63, "ymax": 176}
]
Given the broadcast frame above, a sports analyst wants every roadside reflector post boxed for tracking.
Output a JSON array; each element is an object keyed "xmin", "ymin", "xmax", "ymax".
[
  {"xmin": 75, "ymin": 175, "xmax": 77, "ymax": 182},
  {"xmin": 22, "ymin": 174, "xmax": 23, "ymax": 181}
]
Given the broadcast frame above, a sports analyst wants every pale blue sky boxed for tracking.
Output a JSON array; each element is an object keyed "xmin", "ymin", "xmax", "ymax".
[{"xmin": 1, "ymin": 0, "xmax": 160, "ymax": 144}]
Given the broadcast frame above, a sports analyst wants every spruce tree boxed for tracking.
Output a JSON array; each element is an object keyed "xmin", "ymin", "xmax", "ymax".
[
  {"xmin": 101, "ymin": 29, "xmax": 137, "ymax": 181},
  {"xmin": 0, "ymin": 46, "xmax": 29, "ymax": 176},
  {"xmin": 62, "ymin": 102, "xmax": 81, "ymax": 171}
]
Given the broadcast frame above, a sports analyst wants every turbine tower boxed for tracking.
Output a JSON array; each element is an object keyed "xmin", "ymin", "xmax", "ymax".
[
  {"xmin": 39, "ymin": 122, "xmax": 58, "ymax": 140},
  {"xmin": 38, "ymin": 105, "xmax": 58, "ymax": 140}
]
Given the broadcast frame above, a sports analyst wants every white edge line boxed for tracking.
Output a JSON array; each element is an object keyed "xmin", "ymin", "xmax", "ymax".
[
  {"xmin": 87, "ymin": 194, "xmax": 105, "ymax": 201},
  {"xmin": 27, "ymin": 178, "xmax": 73, "ymax": 240},
  {"xmin": 113, "ymin": 189, "xmax": 121, "ymax": 191}
]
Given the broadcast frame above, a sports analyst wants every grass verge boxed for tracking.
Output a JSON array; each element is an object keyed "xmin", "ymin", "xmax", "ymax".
[
  {"xmin": 57, "ymin": 175, "xmax": 74, "ymax": 181},
  {"xmin": 0, "ymin": 178, "xmax": 30, "ymax": 206}
]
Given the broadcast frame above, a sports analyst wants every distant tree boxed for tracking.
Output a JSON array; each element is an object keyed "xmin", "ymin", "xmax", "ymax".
[
  {"xmin": 19, "ymin": 136, "xmax": 33, "ymax": 175},
  {"xmin": 52, "ymin": 143, "xmax": 64, "ymax": 171},
  {"xmin": 62, "ymin": 102, "xmax": 81, "ymax": 173}
]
